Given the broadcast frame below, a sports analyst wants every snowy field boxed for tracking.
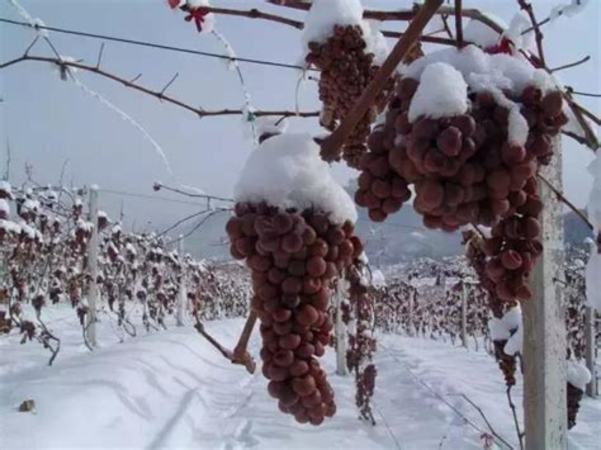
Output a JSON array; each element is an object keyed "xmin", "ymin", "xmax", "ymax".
[{"xmin": 1, "ymin": 307, "xmax": 599, "ymax": 450}]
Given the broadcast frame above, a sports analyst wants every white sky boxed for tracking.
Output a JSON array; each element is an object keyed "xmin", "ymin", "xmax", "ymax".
[{"xmin": 0, "ymin": 0, "xmax": 599, "ymax": 231}]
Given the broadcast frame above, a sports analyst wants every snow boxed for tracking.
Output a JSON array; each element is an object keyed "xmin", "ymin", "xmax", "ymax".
[
  {"xmin": 402, "ymin": 45, "xmax": 555, "ymax": 96},
  {"xmin": 301, "ymin": 0, "xmax": 388, "ymax": 65},
  {"xmin": 371, "ymin": 269, "xmax": 386, "ymax": 288},
  {"xmin": 502, "ymin": 305, "xmax": 522, "ymax": 331},
  {"xmin": 490, "ymin": 305, "xmax": 522, "ymax": 348},
  {"xmin": 463, "ymin": 19, "xmax": 500, "ymax": 49},
  {"xmin": 302, "ymin": 0, "xmax": 364, "ymax": 46},
  {"xmin": 550, "ymin": 0, "xmax": 591, "ymax": 21},
  {"xmin": 2, "ymin": 310, "xmax": 599, "ymax": 449},
  {"xmin": 0, "ymin": 199, "xmax": 9, "ymax": 216},
  {"xmin": 503, "ymin": 12, "xmax": 535, "ymax": 54},
  {"xmin": 235, "ymin": 133, "xmax": 357, "ymax": 224},
  {"xmin": 0, "ymin": 180, "xmax": 12, "ymax": 198},
  {"xmin": 0, "ymin": 219, "xmax": 20, "ymax": 234},
  {"xmin": 567, "ymin": 359, "xmax": 592, "ymax": 391},
  {"xmin": 504, "ymin": 324, "xmax": 523, "ymax": 356},
  {"xmin": 255, "ymin": 116, "xmax": 288, "ymax": 137},
  {"xmin": 489, "ymin": 317, "xmax": 510, "ymax": 341},
  {"xmin": 407, "ymin": 63, "xmax": 468, "ymax": 123}
]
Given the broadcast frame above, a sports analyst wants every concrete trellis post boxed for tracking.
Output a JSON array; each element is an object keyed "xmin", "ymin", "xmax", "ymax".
[
  {"xmin": 523, "ymin": 139, "xmax": 567, "ymax": 450},
  {"xmin": 461, "ymin": 282, "xmax": 468, "ymax": 349},
  {"xmin": 86, "ymin": 185, "xmax": 99, "ymax": 348},
  {"xmin": 584, "ymin": 306, "xmax": 597, "ymax": 397},
  {"xmin": 408, "ymin": 287, "xmax": 415, "ymax": 336},
  {"xmin": 334, "ymin": 279, "xmax": 348, "ymax": 376},
  {"xmin": 176, "ymin": 235, "xmax": 187, "ymax": 327}
]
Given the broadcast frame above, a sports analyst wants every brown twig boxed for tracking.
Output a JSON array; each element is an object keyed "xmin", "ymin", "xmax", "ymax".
[
  {"xmin": 320, "ymin": 0, "xmax": 444, "ymax": 162},
  {"xmin": 459, "ymin": 393, "xmax": 513, "ymax": 450},
  {"xmin": 0, "ymin": 55, "xmax": 319, "ymax": 120},
  {"xmin": 267, "ymin": 1, "xmax": 505, "ymax": 34},
  {"xmin": 550, "ymin": 55, "xmax": 590, "ymax": 73},
  {"xmin": 506, "ymin": 386, "xmax": 525, "ymax": 450},
  {"xmin": 569, "ymin": 100, "xmax": 601, "ymax": 126},
  {"xmin": 440, "ymin": 14, "xmax": 454, "ymax": 39},
  {"xmin": 455, "ymin": 0, "xmax": 464, "ymax": 48},
  {"xmin": 562, "ymin": 91, "xmax": 600, "ymax": 150},
  {"xmin": 567, "ymin": 89, "xmax": 601, "ymax": 98},
  {"xmin": 517, "ymin": 0, "xmax": 545, "ymax": 66},
  {"xmin": 193, "ymin": 311, "xmax": 256, "ymax": 374},
  {"xmin": 203, "ymin": 5, "xmax": 303, "ymax": 29},
  {"xmin": 537, "ymin": 173, "xmax": 594, "ymax": 231},
  {"xmin": 95, "ymin": 42, "xmax": 105, "ymax": 69}
]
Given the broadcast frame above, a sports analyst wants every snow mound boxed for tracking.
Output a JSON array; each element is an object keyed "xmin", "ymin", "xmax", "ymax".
[
  {"xmin": 502, "ymin": 304, "xmax": 522, "ymax": 331},
  {"xmin": 256, "ymin": 117, "xmax": 288, "ymax": 137},
  {"xmin": 408, "ymin": 62, "xmax": 468, "ymax": 122},
  {"xmin": 401, "ymin": 45, "xmax": 555, "ymax": 96},
  {"xmin": 302, "ymin": 0, "xmax": 388, "ymax": 65},
  {"xmin": 0, "ymin": 198, "xmax": 9, "ymax": 217},
  {"xmin": 371, "ymin": 269, "xmax": 386, "ymax": 288},
  {"xmin": 234, "ymin": 133, "xmax": 357, "ymax": 224},
  {"xmin": 567, "ymin": 359, "xmax": 592, "ymax": 391}
]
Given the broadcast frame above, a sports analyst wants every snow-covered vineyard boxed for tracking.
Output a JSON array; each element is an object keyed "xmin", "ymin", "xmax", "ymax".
[{"xmin": 1, "ymin": 0, "xmax": 601, "ymax": 449}]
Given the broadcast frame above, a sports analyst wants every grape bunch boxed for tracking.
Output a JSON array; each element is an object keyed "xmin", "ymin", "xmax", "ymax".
[
  {"xmin": 357, "ymin": 66, "xmax": 568, "ymax": 302},
  {"xmin": 306, "ymin": 25, "xmax": 394, "ymax": 169},
  {"xmin": 359, "ymin": 74, "xmax": 566, "ymax": 230},
  {"xmin": 226, "ymin": 202, "xmax": 363, "ymax": 425},
  {"xmin": 493, "ymin": 339, "xmax": 517, "ymax": 386}
]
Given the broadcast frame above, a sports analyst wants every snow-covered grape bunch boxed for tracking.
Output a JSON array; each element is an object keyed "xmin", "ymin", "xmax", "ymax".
[
  {"xmin": 227, "ymin": 130, "xmax": 361, "ymax": 425},
  {"xmin": 303, "ymin": 0, "xmax": 393, "ymax": 169},
  {"xmin": 357, "ymin": 47, "xmax": 568, "ymax": 303},
  {"xmin": 226, "ymin": 203, "xmax": 362, "ymax": 425},
  {"xmin": 357, "ymin": 47, "xmax": 567, "ymax": 229}
]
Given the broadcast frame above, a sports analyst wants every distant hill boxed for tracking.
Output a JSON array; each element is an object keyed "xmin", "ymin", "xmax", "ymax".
[{"xmin": 175, "ymin": 186, "xmax": 593, "ymax": 265}]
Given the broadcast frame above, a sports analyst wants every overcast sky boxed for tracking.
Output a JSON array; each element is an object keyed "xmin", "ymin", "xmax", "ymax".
[{"xmin": 1, "ymin": 0, "xmax": 599, "ymax": 235}]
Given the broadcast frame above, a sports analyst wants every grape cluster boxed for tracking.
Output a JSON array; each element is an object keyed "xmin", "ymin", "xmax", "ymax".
[
  {"xmin": 359, "ymin": 75, "xmax": 566, "ymax": 231},
  {"xmin": 493, "ymin": 339, "xmax": 517, "ymax": 387},
  {"xmin": 226, "ymin": 202, "xmax": 363, "ymax": 425},
  {"xmin": 306, "ymin": 25, "xmax": 394, "ymax": 169}
]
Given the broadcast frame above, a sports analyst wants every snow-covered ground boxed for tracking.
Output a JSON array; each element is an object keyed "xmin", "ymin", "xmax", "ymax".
[{"xmin": 1, "ymin": 307, "xmax": 599, "ymax": 449}]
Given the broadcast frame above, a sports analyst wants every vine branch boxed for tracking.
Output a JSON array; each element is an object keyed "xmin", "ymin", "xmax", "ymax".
[{"xmin": 0, "ymin": 55, "xmax": 319, "ymax": 119}]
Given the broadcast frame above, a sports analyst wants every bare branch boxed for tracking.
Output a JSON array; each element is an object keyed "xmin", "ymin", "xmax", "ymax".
[
  {"xmin": 550, "ymin": 55, "xmax": 590, "ymax": 73},
  {"xmin": 517, "ymin": 0, "xmax": 546, "ymax": 66},
  {"xmin": 537, "ymin": 173, "xmax": 594, "ymax": 231},
  {"xmin": 159, "ymin": 72, "xmax": 179, "ymax": 97},
  {"xmin": 95, "ymin": 42, "xmax": 105, "ymax": 69},
  {"xmin": 23, "ymin": 36, "xmax": 39, "ymax": 56},
  {"xmin": 129, "ymin": 73, "xmax": 142, "ymax": 83},
  {"xmin": 0, "ymin": 55, "xmax": 319, "ymax": 120},
  {"xmin": 506, "ymin": 386, "xmax": 524, "ymax": 450},
  {"xmin": 455, "ymin": 0, "xmax": 464, "ymax": 48},
  {"xmin": 566, "ymin": 89, "xmax": 601, "ymax": 98},
  {"xmin": 459, "ymin": 394, "xmax": 513, "ymax": 450}
]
